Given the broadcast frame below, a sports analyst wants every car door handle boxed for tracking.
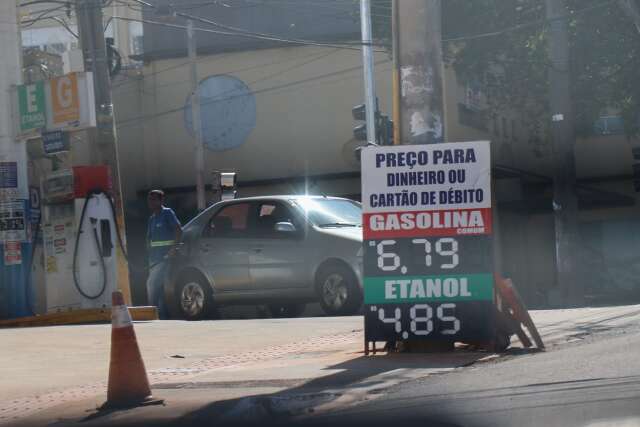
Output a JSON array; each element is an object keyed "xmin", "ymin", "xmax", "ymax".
[
  {"xmin": 200, "ymin": 243, "xmax": 211, "ymax": 252},
  {"xmin": 252, "ymin": 245, "xmax": 264, "ymax": 253}
]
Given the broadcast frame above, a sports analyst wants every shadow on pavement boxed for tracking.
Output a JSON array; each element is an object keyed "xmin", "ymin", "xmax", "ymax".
[
  {"xmin": 171, "ymin": 349, "xmax": 490, "ymax": 426},
  {"xmin": 295, "ymin": 375, "xmax": 640, "ymax": 427}
]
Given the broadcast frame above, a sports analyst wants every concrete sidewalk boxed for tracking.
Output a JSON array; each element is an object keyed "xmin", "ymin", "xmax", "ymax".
[{"xmin": 2, "ymin": 304, "xmax": 640, "ymax": 426}]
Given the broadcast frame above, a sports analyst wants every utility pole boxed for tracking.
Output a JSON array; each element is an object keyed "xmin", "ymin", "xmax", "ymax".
[
  {"xmin": 75, "ymin": 0, "xmax": 131, "ymax": 304},
  {"xmin": 545, "ymin": 0, "xmax": 582, "ymax": 306},
  {"xmin": 391, "ymin": 0, "xmax": 450, "ymax": 353},
  {"xmin": 394, "ymin": 0, "xmax": 445, "ymax": 145},
  {"xmin": 360, "ymin": 0, "xmax": 377, "ymax": 145},
  {"xmin": 187, "ymin": 19, "xmax": 206, "ymax": 211}
]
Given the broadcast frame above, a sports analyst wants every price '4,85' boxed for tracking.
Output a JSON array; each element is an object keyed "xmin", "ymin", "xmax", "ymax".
[{"xmin": 374, "ymin": 303, "xmax": 461, "ymax": 338}]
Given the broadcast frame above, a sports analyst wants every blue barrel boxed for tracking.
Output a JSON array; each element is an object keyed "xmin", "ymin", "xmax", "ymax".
[{"xmin": 0, "ymin": 241, "xmax": 33, "ymax": 319}]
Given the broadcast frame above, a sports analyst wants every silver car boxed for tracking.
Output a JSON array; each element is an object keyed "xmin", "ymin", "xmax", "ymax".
[{"xmin": 167, "ymin": 196, "xmax": 364, "ymax": 320}]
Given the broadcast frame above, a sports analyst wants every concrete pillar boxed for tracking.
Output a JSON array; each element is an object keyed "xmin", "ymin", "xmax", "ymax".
[{"xmin": 0, "ymin": 0, "xmax": 30, "ymax": 318}]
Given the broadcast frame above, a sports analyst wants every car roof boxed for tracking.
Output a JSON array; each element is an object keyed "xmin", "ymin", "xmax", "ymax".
[
  {"xmin": 185, "ymin": 194, "xmax": 358, "ymax": 227},
  {"xmin": 184, "ymin": 195, "xmax": 357, "ymax": 228},
  {"xmin": 217, "ymin": 195, "xmax": 352, "ymax": 204}
]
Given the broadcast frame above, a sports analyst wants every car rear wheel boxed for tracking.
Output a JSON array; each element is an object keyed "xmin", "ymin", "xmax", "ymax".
[
  {"xmin": 316, "ymin": 264, "xmax": 362, "ymax": 316},
  {"xmin": 176, "ymin": 275, "xmax": 213, "ymax": 320},
  {"xmin": 268, "ymin": 303, "xmax": 306, "ymax": 318}
]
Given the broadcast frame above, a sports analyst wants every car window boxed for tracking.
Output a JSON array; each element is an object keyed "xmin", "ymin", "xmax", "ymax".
[
  {"xmin": 292, "ymin": 198, "xmax": 362, "ymax": 228},
  {"xmin": 204, "ymin": 203, "xmax": 251, "ymax": 238},
  {"xmin": 254, "ymin": 202, "xmax": 299, "ymax": 238}
]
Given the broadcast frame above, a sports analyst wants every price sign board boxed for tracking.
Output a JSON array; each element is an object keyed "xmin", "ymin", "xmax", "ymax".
[{"xmin": 361, "ymin": 141, "xmax": 494, "ymax": 343}]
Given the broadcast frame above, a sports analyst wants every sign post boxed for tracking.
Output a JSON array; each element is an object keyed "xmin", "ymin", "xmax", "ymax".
[{"xmin": 361, "ymin": 141, "xmax": 494, "ymax": 352}]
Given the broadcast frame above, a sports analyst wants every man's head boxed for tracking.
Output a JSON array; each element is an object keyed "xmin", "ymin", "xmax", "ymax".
[{"xmin": 147, "ymin": 189, "xmax": 164, "ymax": 212}]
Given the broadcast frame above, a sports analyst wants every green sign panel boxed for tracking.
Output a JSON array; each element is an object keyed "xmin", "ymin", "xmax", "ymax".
[
  {"xmin": 364, "ymin": 274, "xmax": 494, "ymax": 304},
  {"xmin": 17, "ymin": 82, "xmax": 46, "ymax": 132}
]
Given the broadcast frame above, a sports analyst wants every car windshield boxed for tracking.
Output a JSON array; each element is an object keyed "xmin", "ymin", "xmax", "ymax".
[{"xmin": 292, "ymin": 198, "xmax": 362, "ymax": 227}]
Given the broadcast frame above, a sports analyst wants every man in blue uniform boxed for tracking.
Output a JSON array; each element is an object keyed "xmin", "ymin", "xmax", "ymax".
[{"xmin": 146, "ymin": 189, "xmax": 182, "ymax": 319}]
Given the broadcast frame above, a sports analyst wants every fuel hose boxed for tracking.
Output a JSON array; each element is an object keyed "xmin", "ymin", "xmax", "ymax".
[
  {"xmin": 72, "ymin": 192, "xmax": 107, "ymax": 300},
  {"xmin": 24, "ymin": 212, "xmax": 41, "ymax": 315}
]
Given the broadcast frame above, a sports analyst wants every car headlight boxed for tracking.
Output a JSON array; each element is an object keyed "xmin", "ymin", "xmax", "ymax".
[{"xmin": 356, "ymin": 246, "xmax": 364, "ymax": 257}]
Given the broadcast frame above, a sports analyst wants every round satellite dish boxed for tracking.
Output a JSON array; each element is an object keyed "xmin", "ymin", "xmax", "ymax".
[{"xmin": 184, "ymin": 75, "xmax": 256, "ymax": 152}]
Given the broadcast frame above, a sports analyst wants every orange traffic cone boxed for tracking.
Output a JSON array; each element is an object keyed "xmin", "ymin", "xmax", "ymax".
[{"xmin": 103, "ymin": 291, "xmax": 156, "ymax": 409}]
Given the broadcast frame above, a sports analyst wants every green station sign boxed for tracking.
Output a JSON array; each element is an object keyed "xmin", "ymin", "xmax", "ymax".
[{"xmin": 17, "ymin": 82, "xmax": 46, "ymax": 133}]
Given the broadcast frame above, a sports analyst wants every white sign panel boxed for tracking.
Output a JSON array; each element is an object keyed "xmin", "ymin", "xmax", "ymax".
[
  {"xmin": 361, "ymin": 141, "xmax": 492, "ymax": 239},
  {"xmin": 362, "ymin": 141, "xmax": 491, "ymax": 213},
  {"xmin": 361, "ymin": 140, "xmax": 495, "ymax": 347},
  {"xmin": 0, "ymin": 146, "xmax": 29, "ymax": 202}
]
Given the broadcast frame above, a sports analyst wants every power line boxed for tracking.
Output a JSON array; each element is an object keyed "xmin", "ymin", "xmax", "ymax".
[
  {"xmin": 20, "ymin": 5, "xmax": 67, "ymax": 27},
  {"xmin": 168, "ymin": 0, "xmax": 366, "ymax": 23},
  {"xmin": 115, "ymin": 57, "xmax": 391, "ymax": 131},
  {"xmin": 113, "ymin": 46, "xmax": 339, "ymax": 89},
  {"xmin": 20, "ymin": 0, "xmax": 69, "ymax": 6},
  {"xmin": 23, "ymin": 15, "xmax": 79, "ymax": 37},
  {"xmin": 111, "ymin": 15, "xmax": 386, "ymax": 51},
  {"xmin": 125, "ymin": 0, "xmax": 384, "ymax": 50}
]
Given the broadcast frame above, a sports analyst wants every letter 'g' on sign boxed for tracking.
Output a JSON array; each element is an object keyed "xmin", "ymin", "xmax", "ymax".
[
  {"xmin": 51, "ymin": 73, "xmax": 79, "ymax": 125},
  {"xmin": 57, "ymin": 78, "xmax": 72, "ymax": 108}
]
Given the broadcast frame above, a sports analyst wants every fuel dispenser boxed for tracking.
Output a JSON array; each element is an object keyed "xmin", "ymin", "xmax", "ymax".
[{"xmin": 41, "ymin": 166, "xmax": 119, "ymax": 312}]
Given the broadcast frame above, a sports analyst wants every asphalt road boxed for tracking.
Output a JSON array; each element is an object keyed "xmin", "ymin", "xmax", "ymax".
[
  {"xmin": 4, "ymin": 305, "xmax": 640, "ymax": 427},
  {"xmin": 305, "ymin": 329, "xmax": 640, "ymax": 427}
]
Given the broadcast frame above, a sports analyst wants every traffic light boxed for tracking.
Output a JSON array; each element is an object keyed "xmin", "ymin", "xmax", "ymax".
[
  {"xmin": 377, "ymin": 115, "xmax": 394, "ymax": 146},
  {"xmin": 352, "ymin": 102, "xmax": 394, "ymax": 145},
  {"xmin": 352, "ymin": 104, "xmax": 368, "ymax": 141}
]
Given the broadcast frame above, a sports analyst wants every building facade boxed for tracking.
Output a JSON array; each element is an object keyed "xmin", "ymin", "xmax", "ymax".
[{"xmin": 107, "ymin": 1, "xmax": 640, "ymax": 307}]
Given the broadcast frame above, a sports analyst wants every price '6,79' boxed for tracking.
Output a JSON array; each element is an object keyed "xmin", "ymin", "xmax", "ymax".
[{"xmin": 375, "ymin": 238, "xmax": 459, "ymax": 272}]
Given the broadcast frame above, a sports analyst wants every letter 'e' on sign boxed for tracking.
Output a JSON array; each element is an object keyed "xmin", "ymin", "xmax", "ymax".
[
  {"xmin": 50, "ymin": 73, "xmax": 80, "ymax": 125},
  {"xmin": 16, "ymin": 81, "xmax": 46, "ymax": 134}
]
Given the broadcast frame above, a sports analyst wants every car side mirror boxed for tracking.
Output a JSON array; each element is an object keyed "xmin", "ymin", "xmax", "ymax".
[{"xmin": 274, "ymin": 222, "xmax": 296, "ymax": 233}]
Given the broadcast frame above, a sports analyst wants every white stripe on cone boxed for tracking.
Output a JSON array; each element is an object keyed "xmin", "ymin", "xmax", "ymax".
[{"xmin": 112, "ymin": 305, "xmax": 133, "ymax": 329}]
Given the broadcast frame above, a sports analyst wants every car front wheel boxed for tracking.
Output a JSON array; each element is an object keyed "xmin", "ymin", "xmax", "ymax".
[
  {"xmin": 176, "ymin": 275, "xmax": 213, "ymax": 320},
  {"xmin": 316, "ymin": 264, "xmax": 362, "ymax": 316}
]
